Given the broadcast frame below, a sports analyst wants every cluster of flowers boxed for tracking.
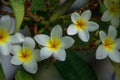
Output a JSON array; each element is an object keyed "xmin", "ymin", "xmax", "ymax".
[{"xmin": 0, "ymin": 0, "xmax": 120, "ymax": 74}]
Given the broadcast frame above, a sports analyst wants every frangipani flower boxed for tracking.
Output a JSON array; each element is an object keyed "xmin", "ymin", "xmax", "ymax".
[
  {"xmin": 34, "ymin": 25, "xmax": 75, "ymax": 61},
  {"xmin": 11, "ymin": 37, "xmax": 40, "ymax": 73},
  {"xmin": 0, "ymin": 15, "xmax": 24, "ymax": 56},
  {"xmin": 67, "ymin": 10, "xmax": 99, "ymax": 42},
  {"xmin": 96, "ymin": 25, "xmax": 120, "ymax": 63},
  {"xmin": 101, "ymin": 0, "xmax": 120, "ymax": 27}
]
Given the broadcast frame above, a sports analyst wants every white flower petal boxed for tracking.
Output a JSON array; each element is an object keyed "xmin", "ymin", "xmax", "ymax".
[
  {"xmin": 71, "ymin": 12, "xmax": 81, "ymax": 23},
  {"xmin": 108, "ymin": 25, "xmax": 117, "ymax": 39},
  {"xmin": 0, "ymin": 15, "xmax": 11, "ymax": 31},
  {"xmin": 40, "ymin": 47, "xmax": 52, "ymax": 60},
  {"xmin": 111, "ymin": 17, "xmax": 120, "ymax": 27},
  {"xmin": 81, "ymin": 10, "xmax": 91, "ymax": 21},
  {"xmin": 67, "ymin": 24, "xmax": 78, "ymax": 35},
  {"xmin": 78, "ymin": 30, "xmax": 89, "ymax": 42},
  {"xmin": 53, "ymin": 49, "xmax": 66, "ymax": 61},
  {"xmin": 23, "ymin": 60, "xmax": 38, "ymax": 73},
  {"xmin": 51, "ymin": 25, "xmax": 62, "ymax": 38},
  {"xmin": 11, "ymin": 45, "xmax": 22, "ymax": 55},
  {"xmin": 9, "ymin": 17, "xmax": 16, "ymax": 34},
  {"xmin": 62, "ymin": 36, "xmax": 75, "ymax": 49},
  {"xmin": 101, "ymin": 10, "xmax": 112, "ymax": 21},
  {"xmin": 96, "ymin": 44, "xmax": 108, "ymax": 59},
  {"xmin": 34, "ymin": 34, "xmax": 50, "ymax": 46},
  {"xmin": 115, "ymin": 38, "xmax": 120, "ymax": 49},
  {"xmin": 109, "ymin": 50, "xmax": 120, "ymax": 63},
  {"xmin": 34, "ymin": 49, "xmax": 41, "ymax": 62},
  {"xmin": 23, "ymin": 37, "xmax": 35, "ymax": 49},
  {"xmin": 10, "ymin": 32, "xmax": 24, "ymax": 45},
  {"xmin": 87, "ymin": 21, "xmax": 99, "ymax": 32},
  {"xmin": 11, "ymin": 56, "xmax": 22, "ymax": 65},
  {"xmin": 99, "ymin": 31, "xmax": 107, "ymax": 43},
  {"xmin": 0, "ymin": 43, "xmax": 11, "ymax": 56}
]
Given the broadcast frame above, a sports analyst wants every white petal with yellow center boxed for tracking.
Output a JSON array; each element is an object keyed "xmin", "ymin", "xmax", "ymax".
[
  {"xmin": 35, "ymin": 25, "xmax": 74, "ymax": 61},
  {"xmin": 67, "ymin": 10, "xmax": 99, "ymax": 42},
  {"xmin": 11, "ymin": 37, "xmax": 39, "ymax": 73},
  {"xmin": 96, "ymin": 26, "xmax": 120, "ymax": 63},
  {"xmin": 47, "ymin": 37, "xmax": 62, "ymax": 51},
  {"xmin": 0, "ymin": 28, "xmax": 10, "ymax": 44},
  {"xmin": 103, "ymin": 37, "xmax": 115, "ymax": 51}
]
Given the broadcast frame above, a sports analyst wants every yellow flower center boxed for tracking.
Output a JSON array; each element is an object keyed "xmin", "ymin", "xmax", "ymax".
[
  {"xmin": 19, "ymin": 48, "xmax": 33, "ymax": 63},
  {"xmin": 0, "ymin": 28, "xmax": 10, "ymax": 44},
  {"xmin": 109, "ymin": 5, "xmax": 120, "ymax": 16},
  {"xmin": 75, "ymin": 19, "xmax": 87, "ymax": 30},
  {"xmin": 47, "ymin": 37, "xmax": 62, "ymax": 51},
  {"xmin": 103, "ymin": 37, "xmax": 115, "ymax": 51}
]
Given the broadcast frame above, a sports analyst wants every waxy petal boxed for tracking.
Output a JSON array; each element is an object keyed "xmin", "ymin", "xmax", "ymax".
[
  {"xmin": 51, "ymin": 25, "xmax": 62, "ymax": 38},
  {"xmin": 81, "ymin": 10, "xmax": 91, "ymax": 21},
  {"xmin": 40, "ymin": 47, "xmax": 52, "ymax": 60},
  {"xmin": 62, "ymin": 36, "xmax": 75, "ymax": 49},
  {"xmin": 96, "ymin": 45, "xmax": 108, "ymax": 59},
  {"xmin": 23, "ymin": 37, "xmax": 35, "ymax": 49},
  {"xmin": 101, "ymin": 10, "xmax": 112, "ymax": 21},
  {"xmin": 23, "ymin": 60, "xmax": 38, "ymax": 73},
  {"xmin": 109, "ymin": 50, "xmax": 120, "ymax": 63},
  {"xmin": 11, "ymin": 56, "xmax": 23, "ymax": 65},
  {"xmin": 99, "ymin": 31, "xmax": 107, "ymax": 43},
  {"xmin": 87, "ymin": 21, "xmax": 99, "ymax": 32},
  {"xmin": 71, "ymin": 12, "xmax": 81, "ymax": 24},
  {"xmin": 53, "ymin": 49, "xmax": 66, "ymax": 61},
  {"xmin": 78, "ymin": 30, "xmax": 89, "ymax": 42},
  {"xmin": 34, "ymin": 34, "xmax": 50, "ymax": 46},
  {"xmin": 108, "ymin": 25, "xmax": 117, "ymax": 39},
  {"xmin": 67, "ymin": 24, "xmax": 78, "ymax": 35}
]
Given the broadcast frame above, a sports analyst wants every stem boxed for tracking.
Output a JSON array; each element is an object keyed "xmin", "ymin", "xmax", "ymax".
[
  {"xmin": 110, "ymin": 61, "xmax": 120, "ymax": 80},
  {"xmin": 49, "ymin": 0, "xmax": 75, "ymax": 22}
]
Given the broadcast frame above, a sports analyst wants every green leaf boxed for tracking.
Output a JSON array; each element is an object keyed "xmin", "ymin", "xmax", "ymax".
[
  {"xmin": 55, "ymin": 50, "xmax": 97, "ymax": 80},
  {"xmin": 10, "ymin": 0, "xmax": 25, "ymax": 33},
  {"xmin": 15, "ymin": 69, "xmax": 33, "ymax": 80},
  {"xmin": 30, "ymin": 0, "xmax": 47, "ymax": 13},
  {"xmin": 0, "ymin": 64, "xmax": 5, "ymax": 80}
]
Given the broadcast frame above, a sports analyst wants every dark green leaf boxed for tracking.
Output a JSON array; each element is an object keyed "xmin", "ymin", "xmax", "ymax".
[
  {"xmin": 30, "ymin": 0, "xmax": 47, "ymax": 13},
  {"xmin": 55, "ymin": 50, "xmax": 97, "ymax": 80},
  {"xmin": 0, "ymin": 64, "xmax": 5, "ymax": 80},
  {"xmin": 15, "ymin": 69, "xmax": 33, "ymax": 80}
]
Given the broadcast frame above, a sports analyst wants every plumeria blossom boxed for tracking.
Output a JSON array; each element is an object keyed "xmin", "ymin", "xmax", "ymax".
[
  {"xmin": 0, "ymin": 15, "xmax": 24, "ymax": 56},
  {"xmin": 67, "ymin": 10, "xmax": 99, "ymax": 42},
  {"xmin": 96, "ymin": 25, "xmax": 120, "ymax": 63},
  {"xmin": 34, "ymin": 25, "xmax": 75, "ymax": 61},
  {"xmin": 101, "ymin": 0, "xmax": 120, "ymax": 27},
  {"xmin": 11, "ymin": 37, "xmax": 40, "ymax": 73}
]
